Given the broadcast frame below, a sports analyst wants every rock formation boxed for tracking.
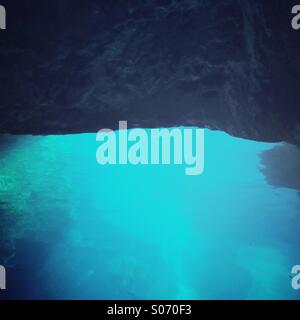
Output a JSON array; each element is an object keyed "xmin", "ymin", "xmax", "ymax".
[{"xmin": 0, "ymin": 0, "xmax": 299, "ymax": 143}]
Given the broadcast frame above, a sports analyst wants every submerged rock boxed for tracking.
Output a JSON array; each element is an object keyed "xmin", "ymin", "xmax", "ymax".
[{"xmin": 260, "ymin": 143, "xmax": 300, "ymax": 196}]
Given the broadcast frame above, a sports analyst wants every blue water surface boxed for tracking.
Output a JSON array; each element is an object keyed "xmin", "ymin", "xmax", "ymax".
[{"xmin": 0, "ymin": 129, "xmax": 299, "ymax": 300}]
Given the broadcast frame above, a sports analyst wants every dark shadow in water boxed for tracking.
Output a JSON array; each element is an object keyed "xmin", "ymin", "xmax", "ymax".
[
  {"xmin": 0, "ymin": 135, "xmax": 22, "ymax": 156},
  {"xmin": 0, "ymin": 214, "xmax": 72, "ymax": 299},
  {"xmin": 0, "ymin": 207, "xmax": 15, "ymax": 262},
  {"xmin": 260, "ymin": 144, "xmax": 300, "ymax": 196},
  {"xmin": 0, "ymin": 239, "xmax": 53, "ymax": 300},
  {"xmin": 0, "ymin": 204, "xmax": 72, "ymax": 299}
]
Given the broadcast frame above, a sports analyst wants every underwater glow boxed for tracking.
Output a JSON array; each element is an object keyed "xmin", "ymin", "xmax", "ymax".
[{"xmin": 0, "ymin": 129, "xmax": 299, "ymax": 300}]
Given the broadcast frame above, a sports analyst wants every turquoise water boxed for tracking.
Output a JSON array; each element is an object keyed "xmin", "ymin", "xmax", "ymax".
[{"xmin": 0, "ymin": 129, "xmax": 299, "ymax": 299}]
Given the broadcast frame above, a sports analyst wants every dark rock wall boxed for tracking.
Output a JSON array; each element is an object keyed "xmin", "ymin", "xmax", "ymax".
[{"xmin": 0, "ymin": 0, "xmax": 299, "ymax": 142}]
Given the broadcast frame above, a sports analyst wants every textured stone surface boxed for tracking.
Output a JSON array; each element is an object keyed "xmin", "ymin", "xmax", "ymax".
[{"xmin": 0, "ymin": 0, "xmax": 299, "ymax": 142}]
